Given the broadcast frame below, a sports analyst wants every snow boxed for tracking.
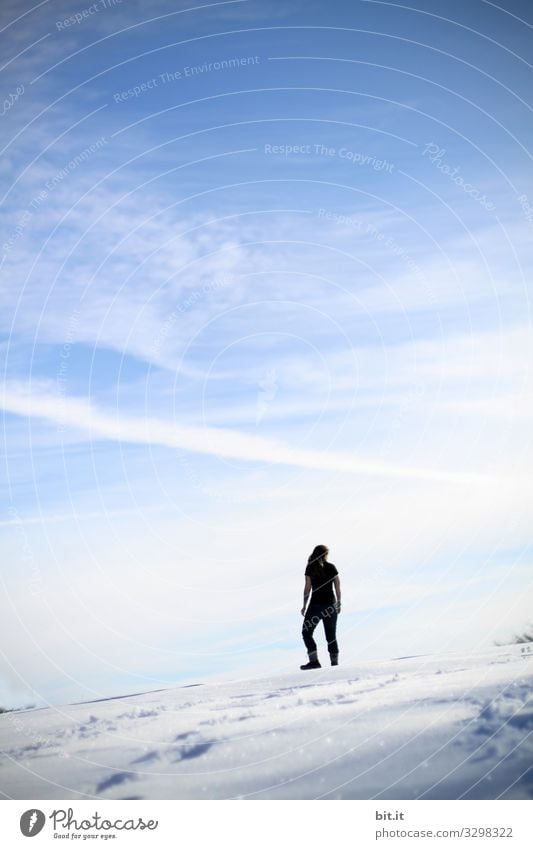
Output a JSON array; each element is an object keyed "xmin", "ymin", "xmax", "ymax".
[{"xmin": 1, "ymin": 644, "xmax": 532, "ymax": 799}]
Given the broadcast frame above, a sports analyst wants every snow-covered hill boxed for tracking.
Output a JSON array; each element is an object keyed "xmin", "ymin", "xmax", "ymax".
[{"xmin": 1, "ymin": 644, "xmax": 532, "ymax": 800}]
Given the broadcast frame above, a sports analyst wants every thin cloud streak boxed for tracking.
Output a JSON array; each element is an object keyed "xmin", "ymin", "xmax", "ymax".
[{"xmin": 2, "ymin": 383, "xmax": 490, "ymax": 485}]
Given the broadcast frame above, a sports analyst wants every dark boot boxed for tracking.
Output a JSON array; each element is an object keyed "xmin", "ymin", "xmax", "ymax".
[
  {"xmin": 300, "ymin": 651, "xmax": 321, "ymax": 670},
  {"xmin": 330, "ymin": 653, "xmax": 339, "ymax": 666}
]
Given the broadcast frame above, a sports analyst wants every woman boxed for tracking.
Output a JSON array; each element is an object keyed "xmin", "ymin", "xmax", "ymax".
[{"xmin": 300, "ymin": 544, "xmax": 341, "ymax": 669}]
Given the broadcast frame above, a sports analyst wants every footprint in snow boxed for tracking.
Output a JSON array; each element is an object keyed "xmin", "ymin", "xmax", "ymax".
[
  {"xmin": 172, "ymin": 740, "xmax": 214, "ymax": 762},
  {"xmin": 131, "ymin": 750, "xmax": 160, "ymax": 765},
  {"xmin": 117, "ymin": 708, "xmax": 160, "ymax": 720},
  {"xmin": 96, "ymin": 771, "xmax": 137, "ymax": 794}
]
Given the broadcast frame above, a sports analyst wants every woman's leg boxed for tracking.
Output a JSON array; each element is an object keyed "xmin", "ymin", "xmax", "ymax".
[
  {"xmin": 322, "ymin": 607, "xmax": 338, "ymax": 657},
  {"xmin": 302, "ymin": 606, "xmax": 320, "ymax": 654}
]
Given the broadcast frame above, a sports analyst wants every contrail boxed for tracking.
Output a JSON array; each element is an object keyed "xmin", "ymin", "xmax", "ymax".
[{"xmin": 1, "ymin": 384, "xmax": 489, "ymax": 485}]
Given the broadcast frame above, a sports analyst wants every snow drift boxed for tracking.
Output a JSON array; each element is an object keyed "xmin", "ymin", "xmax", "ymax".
[{"xmin": 1, "ymin": 644, "xmax": 532, "ymax": 799}]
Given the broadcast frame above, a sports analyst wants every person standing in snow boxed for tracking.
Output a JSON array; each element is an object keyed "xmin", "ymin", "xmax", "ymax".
[{"xmin": 300, "ymin": 544, "xmax": 341, "ymax": 669}]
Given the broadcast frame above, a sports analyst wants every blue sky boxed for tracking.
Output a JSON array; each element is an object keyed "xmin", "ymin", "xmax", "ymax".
[{"xmin": 1, "ymin": 0, "xmax": 532, "ymax": 707}]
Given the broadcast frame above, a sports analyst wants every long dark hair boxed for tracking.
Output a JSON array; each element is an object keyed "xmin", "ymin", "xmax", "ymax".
[{"xmin": 307, "ymin": 544, "xmax": 329, "ymax": 577}]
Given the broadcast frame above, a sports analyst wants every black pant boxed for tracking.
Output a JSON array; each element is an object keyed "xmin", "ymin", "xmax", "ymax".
[{"xmin": 302, "ymin": 602, "xmax": 338, "ymax": 656}]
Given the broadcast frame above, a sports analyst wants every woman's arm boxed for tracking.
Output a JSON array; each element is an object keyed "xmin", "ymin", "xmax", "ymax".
[
  {"xmin": 301, "ymin": 575, "xmax": 312, "ymax": 615},
  {"xmin": 333, "ymin": 575, "xmax": 341, "ymax": 613}
]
